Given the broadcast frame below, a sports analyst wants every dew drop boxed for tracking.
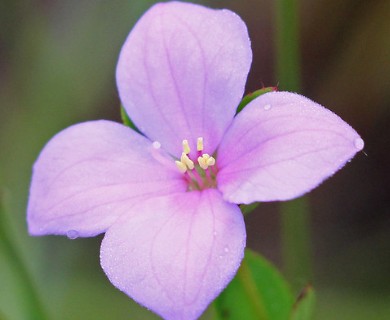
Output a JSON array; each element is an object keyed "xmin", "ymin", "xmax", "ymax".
[
  {"xmin": 354, "ymin": 138, "xmax": 364, "ymax": 150},
  {"xmin": 213, "ymin": 231, "xmax": 218, "ymax": 237},
  {"xmin": 152, "ymin": 141, "xmax": 161, "ymax": 149},
  {"xmin": 264, "ymin": 104, "xmax": 271, "ymax": 110},
  {"xmin": 66, "ymin": 230, "xmax": 79, "ymax": 240},
  {"xmin": 224, "ymin": 247, "xmax": 229, "ymax": 253}
]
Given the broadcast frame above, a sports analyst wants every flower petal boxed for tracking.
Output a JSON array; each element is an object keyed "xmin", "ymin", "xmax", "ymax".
[
  {"xmin": 116, "ymin": 2, "xmax": 252, "ymax": 158},
  {"xmin": 27, "ymin": 120, "xmax": 185, "ymax": 237},
  {"xmin": 100, "ymin": 189, "xmax": 245, "ymax": 320},
  {"xmin": 217, "ymin": 92, "xmax": 364, "ymax": 203}
]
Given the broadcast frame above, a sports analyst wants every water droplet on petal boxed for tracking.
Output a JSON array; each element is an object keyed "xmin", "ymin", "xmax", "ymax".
[
  {"xmin": 67, "ymin": 230, "xmax": 79, "ymax": 240},
  {"xmin": 354, "ymin": 138, "xmax": 364, "ymax": 150},
  {"xmin": 264, "ymin": 104, "xmax": 271, "ymax": 110},
  {"xmin": 224, "ymin": 247, "xmax": 229, "ymax": 253},
  {"xmin": 213, "ymin": 231, "xmax": 218, "ymax": 237},
  {"xmin": 152, "ymin": 141, "xmax": 161, "ymax": 149}
]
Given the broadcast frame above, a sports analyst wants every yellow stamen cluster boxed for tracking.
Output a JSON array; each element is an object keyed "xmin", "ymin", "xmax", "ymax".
[{"xmin": 175, "ymin": 137, "xmax": 216, "ymax": 173}]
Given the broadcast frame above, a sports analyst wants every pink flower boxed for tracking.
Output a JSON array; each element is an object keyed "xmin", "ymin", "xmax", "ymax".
[{"xmin": 27, "ymin": 2, "xmax": 364, "ymax": 320}]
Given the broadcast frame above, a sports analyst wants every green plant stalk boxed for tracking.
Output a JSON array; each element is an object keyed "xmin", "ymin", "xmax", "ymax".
[
  {"xmin": 280, "ymin": 199, "xmax": 312, "ymax": 290},
  {"xmin": 275, "ymin": 0, "xmax": 312, "ymax": 290},
  {"xmin": 275, "ymin": 0, "xmax": 301, "ymax": 91},
  {"xmin": 0, "ymin": 192, "xmax": 49, "ymax": 320}
]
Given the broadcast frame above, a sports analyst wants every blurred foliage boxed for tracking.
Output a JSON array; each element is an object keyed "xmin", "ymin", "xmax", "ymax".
[
  {"xmin": 0, "ymin": 0, "xmax": 389, "ymax": 319},
  {"xmin": 290, "ymin": 285, "xmax": 315, "ymax": 320},
  {"xmin": 215, "ymin": 249, "xmax": 294, "ymax": 320}
]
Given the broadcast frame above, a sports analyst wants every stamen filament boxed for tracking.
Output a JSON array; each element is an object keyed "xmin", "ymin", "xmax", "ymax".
[{"xmin": 186, "ymin": 169, "xmax": 203, "ymax": 190}]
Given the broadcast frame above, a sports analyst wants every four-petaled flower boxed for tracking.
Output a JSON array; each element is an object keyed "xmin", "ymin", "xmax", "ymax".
[{"xmin": 27, "ymin": 2, "xmax": 364, "ymax": 320}]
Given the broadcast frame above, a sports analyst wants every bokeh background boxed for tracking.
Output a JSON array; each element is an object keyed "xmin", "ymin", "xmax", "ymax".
[{"xmin": 0, "ymin": 0, "xmax": 389, "ymax": 319}]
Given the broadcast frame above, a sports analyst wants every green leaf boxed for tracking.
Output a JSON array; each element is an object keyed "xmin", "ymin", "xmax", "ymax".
[
  {"xmin": 236, "ymin": 87, "xmax": 277, "ymax": 114},
  {"xmin": 0, "ymin": 189, "xmax": 49, "ymax": 320},
  {"xmin": 239, "ymin": 202, "xmax": 260, "ymax": 216},
  {"xmin": 214, "ymin": 249, "xmax": 294, "ymax": 320},
  {"xmin": 290, "ymin": 285, "xmax": 315, "ymax": 320},
  {"xmin": 120, "ymin": 105, "xmax": 142, "ymax": 134}
]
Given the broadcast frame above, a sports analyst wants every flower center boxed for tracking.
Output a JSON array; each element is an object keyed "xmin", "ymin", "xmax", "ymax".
[{"xmin": 175, "ymin": 137, "xmax": 217, "ymax": 191}]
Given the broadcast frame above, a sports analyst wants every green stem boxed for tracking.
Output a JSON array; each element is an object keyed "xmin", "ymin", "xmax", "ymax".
[
  {"xmin": 275, "ymin": 0, "xmax": 301, "ymax": 92},
  {"xmin": 280, "ymin": 199, "xmax": 312, "ymax": 290},
  {"xmin": 274, "ymin": 0, "xmax": 312, "ymax": 290},
  {"xmin": 0, "ymin": 191, "xmax": 49, "ymax": 320}
]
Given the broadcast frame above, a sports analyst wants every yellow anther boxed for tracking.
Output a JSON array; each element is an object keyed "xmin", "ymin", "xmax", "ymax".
[
  {"xmin": 197, "ymin": 137, "xmax": 204, "ymax": 152},
  {"xmin": 181, "ymin": 153, "xmax": 194, "ymax": 170},
  {"xmin": 198, "ymin": 154, "xmax": 214, "ymax": 170},
  {"xmin": 206, "ymin": 156, "xmax": 215, "ymax": 166},
  {"xmin": 182, "ymin": 140, "xmax": 190, "ymax": 154},
  {"xmin": 175, "ymin": 160, "xmax": 187, "ymax": 173},
  {"xmin": 198, "ymin": 156, "xmax": 208, "ymax": 170}
]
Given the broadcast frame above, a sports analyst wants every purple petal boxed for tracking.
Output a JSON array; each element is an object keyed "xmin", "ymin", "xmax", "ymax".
[
  {"xmin": 217, "ymin": 92, "xmax": 364, "ymax": 204},
  {"xmin": 27, "ymin": 120, "xmax": 185, "ymax": 237},
  {"xmin": 116, "ymin": 2, "xmax": 252, "ymax": 158},
  {"xmin": 100, "ymin": 189, "xmax": 245, "ymax": 320}
]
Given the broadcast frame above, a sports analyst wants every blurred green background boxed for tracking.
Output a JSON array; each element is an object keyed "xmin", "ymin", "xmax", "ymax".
[{"xmin": 0, "ymin": 0, "xmax": 389, "ymax": 319}]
